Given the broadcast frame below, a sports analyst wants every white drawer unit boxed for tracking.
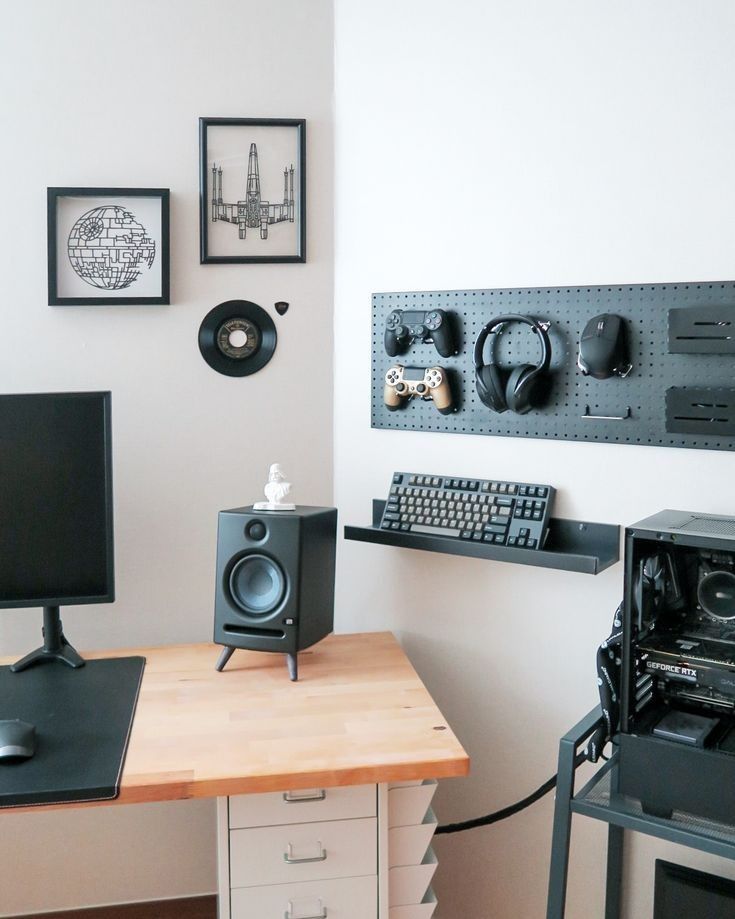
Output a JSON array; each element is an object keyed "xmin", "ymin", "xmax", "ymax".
[
  {"xmin": 217, "ymin": 781, "xmax": 439, "ymax": 919},
  {"xmin": 230, "ymin": 875, "xmax": 377, "ymax": 919}
]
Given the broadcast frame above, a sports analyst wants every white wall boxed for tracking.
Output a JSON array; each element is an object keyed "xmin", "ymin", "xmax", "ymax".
[
  {"xmin": 0, "ymin": 1, "xmax": 334, "ymax": 914},
  {"xmin": 333, "ymin": 2, "xmax": 735, "ymax": 917}
]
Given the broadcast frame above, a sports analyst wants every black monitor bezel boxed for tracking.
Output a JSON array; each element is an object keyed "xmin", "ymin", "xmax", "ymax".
[
  {"xmin": 0, "ymin": 390, "xmax": 115, "ymax": 609},
  {"xmin": 654, "ymin": 860, "xmax": 735, "ymax": 918}
]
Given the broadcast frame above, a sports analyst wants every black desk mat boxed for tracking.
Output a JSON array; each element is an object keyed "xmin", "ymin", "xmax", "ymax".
[{"xmin": 0, "ymin": 656, "xmax": 145, "ymax": 808}]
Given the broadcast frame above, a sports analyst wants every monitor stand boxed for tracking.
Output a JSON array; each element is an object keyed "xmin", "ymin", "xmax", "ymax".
[{"xmin": 11, "ymin": 606, "xmax": 85, "ymax": 672}]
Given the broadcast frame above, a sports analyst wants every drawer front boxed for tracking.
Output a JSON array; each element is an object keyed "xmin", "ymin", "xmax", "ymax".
[
  {"xmin": 231, "ymin": 875, "xmax": 377, "ymax": 919},
  {"xmin": 389, "ymin": 848, "xmax": 437, "ymax": 907},
  {"xmin": 388, "ymin": 809, "xmax": 437, "ymax": 869},
  {"xmin": 388, "ymin": 781, "xmax": 437, "ymax": 828},
  {"xmin": 230, "ymin": 785, "xmax": 377, "ymax": 829},
  {"xmin": 389, "ymin": 888, "xmax": 437, "ymax": 919},
  {"xmin": 230, "ymin": 817, "xmax": 377, "ymax": 888}
]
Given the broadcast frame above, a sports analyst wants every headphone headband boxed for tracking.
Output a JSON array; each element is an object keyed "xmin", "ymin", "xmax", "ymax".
[{"xmin": 473, "ymin": 313, "xmax": 551, "ymax": 372}]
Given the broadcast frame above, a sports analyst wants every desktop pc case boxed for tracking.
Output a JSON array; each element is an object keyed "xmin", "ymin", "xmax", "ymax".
[{"xmin": 618, "ymin": 510, "xmax": 735, "ymax": 823}]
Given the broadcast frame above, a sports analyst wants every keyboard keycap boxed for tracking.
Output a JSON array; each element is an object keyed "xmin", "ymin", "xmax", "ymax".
[{"xmin": 412, "ymin": 524, "xmax": 461, "ymax": 538}]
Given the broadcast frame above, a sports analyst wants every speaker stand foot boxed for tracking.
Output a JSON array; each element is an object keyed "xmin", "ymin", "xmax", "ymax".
[
  {"xmin": 215, "ymin": 646, "xmax": 236, "ymax": 672},
  {"xmin": 287, "ymin": 653, "xmax": 298, "ymax": 682}
]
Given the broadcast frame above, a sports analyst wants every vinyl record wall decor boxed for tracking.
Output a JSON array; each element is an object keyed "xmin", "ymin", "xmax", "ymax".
[
  {"xmin": 199, "ymin": 118, "xmax": 306, "ymax": 264},
  {"xmin": 199, "ymin": 300, "xmax": 277, "ymax": 377},
  {"xmin": 47, "ymin": 187, "xmax": 170, "ymax": 306}
]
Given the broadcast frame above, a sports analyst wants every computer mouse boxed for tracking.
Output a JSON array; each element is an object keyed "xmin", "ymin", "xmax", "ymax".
[
  {"xmin": 578, "ymin": 313, "xmax": 631, "ymax": 380},
  {"xmin": 0, "ymin": 719, "xmax": 36, "ymax": 762}
]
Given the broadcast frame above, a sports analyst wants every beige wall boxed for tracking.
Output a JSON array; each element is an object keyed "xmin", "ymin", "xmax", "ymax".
[
  {"xmin": 0, "ymin": 1, "xmax": 334, "ymax": 914},
  {"xmin": 333, "ymin": 1, "xmax": 735, "ymax": 917}
]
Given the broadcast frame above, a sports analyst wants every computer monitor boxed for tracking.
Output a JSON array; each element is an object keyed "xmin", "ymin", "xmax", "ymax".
[
  {"xmin": 654, "ymin": 860, "xmax": 735, "ymax": 919},
  {"xmin": 0, "ymin": 391, "xmax": 114, "ymax": 671}
]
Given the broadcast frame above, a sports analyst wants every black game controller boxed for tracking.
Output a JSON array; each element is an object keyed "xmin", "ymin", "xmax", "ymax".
[{"xmin": 384, "ymin": 309, "xmax": 456, "ymax": 358}]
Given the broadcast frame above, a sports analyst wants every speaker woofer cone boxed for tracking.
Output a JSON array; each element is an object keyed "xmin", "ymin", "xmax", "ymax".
[
  {"xmin": 229, "ymin": 554, "xmax": 286, "ymax": 616},
  {"xmin": 698, "ymin": 570, "xmax": 735, "ymax": 622}
]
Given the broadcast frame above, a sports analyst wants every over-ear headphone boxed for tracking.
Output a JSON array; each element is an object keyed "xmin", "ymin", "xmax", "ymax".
[{"xmin": 474, "ymin": 314, "xmax": 552, "ymax": 414}]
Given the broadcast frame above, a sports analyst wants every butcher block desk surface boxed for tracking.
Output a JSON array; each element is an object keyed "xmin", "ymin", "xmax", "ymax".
[{"xmin": 2, "ymin": 631, "xmax": 469, "ymax": 812}]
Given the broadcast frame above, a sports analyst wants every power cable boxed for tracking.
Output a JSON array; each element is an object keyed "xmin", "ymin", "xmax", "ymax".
[{"xmin": 436, "ymin": 750, "xmax": 588, "ymax": 835}]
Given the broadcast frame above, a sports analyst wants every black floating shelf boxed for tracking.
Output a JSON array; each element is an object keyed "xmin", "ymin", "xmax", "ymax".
[{"xmin": 344, "ymin": 500, "xmax": 620, "ymax": 575}]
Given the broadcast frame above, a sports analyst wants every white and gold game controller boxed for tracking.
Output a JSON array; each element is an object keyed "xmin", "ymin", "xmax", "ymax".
[{"xmin": 384, "ymin": 365, "xmax": 454, "ymax": 415}]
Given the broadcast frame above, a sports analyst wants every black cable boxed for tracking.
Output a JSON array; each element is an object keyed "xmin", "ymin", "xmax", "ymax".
[{"xmin": 436, "ymin": 750, "xmax": 588, "ymax": 835}]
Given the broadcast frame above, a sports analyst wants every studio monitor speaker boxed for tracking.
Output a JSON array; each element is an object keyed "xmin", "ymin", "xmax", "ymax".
[{"xmin": 213, "ymin": 505, "xmax": 337, "ymax": 680}]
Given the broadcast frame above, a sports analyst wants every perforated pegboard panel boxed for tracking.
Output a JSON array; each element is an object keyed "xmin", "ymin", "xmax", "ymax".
[{"xmin": 371, "ymin": 283, "xmax": 735, "ymax": 451}]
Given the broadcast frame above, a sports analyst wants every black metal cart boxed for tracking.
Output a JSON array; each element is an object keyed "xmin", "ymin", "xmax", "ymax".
[{"xmin": 547, "ymin": 707, "xmax": 735, "ymax": 918}]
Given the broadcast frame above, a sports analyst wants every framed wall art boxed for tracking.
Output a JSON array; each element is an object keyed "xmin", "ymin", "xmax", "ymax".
[
  {"xmin": 47, "ymin": 187, "xmax": 170, "ymax": 306},
  {"xmin": 199, "ymin": 118, "xmax": 306, "ymax": 264}
]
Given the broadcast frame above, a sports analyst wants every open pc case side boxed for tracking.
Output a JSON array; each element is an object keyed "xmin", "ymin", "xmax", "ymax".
[{"xmin": 618, "ymin": 510, "xmax": 735, "ymax": 822}]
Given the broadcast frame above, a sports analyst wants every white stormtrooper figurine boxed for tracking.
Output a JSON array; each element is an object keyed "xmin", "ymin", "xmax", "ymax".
[{"xmin": 253, "ymin": 463, "xmax": 296, "ymax": 511}]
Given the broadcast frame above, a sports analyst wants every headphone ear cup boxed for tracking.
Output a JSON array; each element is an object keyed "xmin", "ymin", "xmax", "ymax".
[
  {"xmin": 476, "ymin": 363, "xmax": 507, "ymax": 412},
  {"xmin": 507, "ymin": 362, "xmax": 553, "ymax": 414},
  {"xmin": 505, "ymin": 364, "xmax": 536, "ymax": 414}
]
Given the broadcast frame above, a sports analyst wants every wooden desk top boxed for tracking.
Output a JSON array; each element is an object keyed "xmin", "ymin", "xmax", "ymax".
[{"xmin": 4, "ymin": 632, "xmax": 468, "ymax": 810}]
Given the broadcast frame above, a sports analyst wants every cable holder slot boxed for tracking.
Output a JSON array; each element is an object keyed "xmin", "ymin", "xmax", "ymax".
[
  {"xmin": 666, "ymin": 387, "xmax": 735, "ymax": 436},
  {"xmin": 668, "ymin": 305, "xmax": 735, "ymax": 354}
]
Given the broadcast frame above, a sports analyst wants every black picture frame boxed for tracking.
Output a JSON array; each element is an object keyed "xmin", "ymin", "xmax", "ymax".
[
  {"xmin": 47, "ymin": 187, "xmax": 170, "ymax": 306},
  {"xmin": 199, "ymin": 117, "xmax": 306, "ymax": 264}
]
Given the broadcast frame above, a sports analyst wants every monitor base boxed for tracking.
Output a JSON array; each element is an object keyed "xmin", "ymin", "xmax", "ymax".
[{"xmin": 10, "ymin": 606, "xmax": 85, "ymax": 673}]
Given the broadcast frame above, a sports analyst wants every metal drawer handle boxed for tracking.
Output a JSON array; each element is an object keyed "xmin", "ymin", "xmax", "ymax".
[
  {"xmin": 283, "ymin": 789, "xmax": 326, "ymax": 803},
  {"xmin": 284, "ymin": 900, "xmax": 327, "ymax": 919},
  {"xmin": 284, "ymin": 841, "xmax": 328, "ymax": 864}
]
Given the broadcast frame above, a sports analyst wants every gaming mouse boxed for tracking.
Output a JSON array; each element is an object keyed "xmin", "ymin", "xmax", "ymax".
[
  {"xmin": 578, "ymin": 313, "xmax": 631, "ymax": 380},
  {"xmin": 0, "ymin": 719, "xmax": 36, "ymax": 762}
]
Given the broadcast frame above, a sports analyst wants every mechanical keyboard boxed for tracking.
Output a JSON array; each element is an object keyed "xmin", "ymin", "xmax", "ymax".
[{"xmin": 380, "ymin": 472, "xmax": 556, "ymax": 549}]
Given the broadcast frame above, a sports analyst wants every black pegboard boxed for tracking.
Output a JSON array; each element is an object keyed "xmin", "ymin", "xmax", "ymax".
[{"xmin": 371, "ymin": 282, "xmax": 735, "ymax": 451}]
